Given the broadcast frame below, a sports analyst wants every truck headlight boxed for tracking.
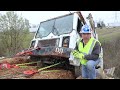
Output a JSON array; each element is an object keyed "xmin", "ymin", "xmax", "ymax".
[{"xmin": 62, "ymin": 36, "xmax": 70, "ymax": 48}]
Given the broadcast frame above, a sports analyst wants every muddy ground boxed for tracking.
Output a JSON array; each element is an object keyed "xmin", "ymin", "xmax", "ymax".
[{"xmin": 0, "ymin": 57, "xmax": 75, "ymax": 79}]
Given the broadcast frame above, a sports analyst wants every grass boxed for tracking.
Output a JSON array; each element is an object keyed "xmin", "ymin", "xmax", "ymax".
[
  {"xmin": 96, "ymin": 27, "xmax": 120, "ymax": 42},
  {"xmin": 96, "ymin": 26, "xmax": 120, "ymax": 78}
]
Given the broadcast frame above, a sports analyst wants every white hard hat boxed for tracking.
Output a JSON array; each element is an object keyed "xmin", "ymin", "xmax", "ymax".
[{"xmin": 80, "ymin": 24, "xmax": 92, "ymax": 34}]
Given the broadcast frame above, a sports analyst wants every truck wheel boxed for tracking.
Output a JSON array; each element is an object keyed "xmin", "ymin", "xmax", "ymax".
[
  {"xmin": 37, "ymin": 61, "xmax": 43, "ymax": 68},
  {"xmin": 75, "ymin": 66, "xmax": 81, "ymax": 78}
]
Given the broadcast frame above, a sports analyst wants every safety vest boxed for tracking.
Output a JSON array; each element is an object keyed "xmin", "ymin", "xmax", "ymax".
[{"xmin": 77, "ymin": 37, "xmax": 102, "ymax": 65}]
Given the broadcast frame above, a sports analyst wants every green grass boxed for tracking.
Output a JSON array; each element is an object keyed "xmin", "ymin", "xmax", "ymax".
[{"xmin": 96, "ymin": 27, "xmax": 120, "ymax": 42}]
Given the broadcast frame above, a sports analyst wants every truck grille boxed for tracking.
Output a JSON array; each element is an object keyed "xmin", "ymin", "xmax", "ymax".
[{"xmin": 37, "ymin": 38, "xmax": 59, "ymax": 47}]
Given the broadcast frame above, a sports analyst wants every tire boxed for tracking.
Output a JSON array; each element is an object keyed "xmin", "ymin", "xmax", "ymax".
[
  {"xmin": 37, "ymin": 61, "xmax": 43, "ymax": 68},
  {"xmin": 75, "ymin": 66, "xmax": 81, "ymax": 78}
]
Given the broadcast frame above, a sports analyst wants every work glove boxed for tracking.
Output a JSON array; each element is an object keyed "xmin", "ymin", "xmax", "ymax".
[
  {"xmin": 79, "ymin": 53, "xmax": 84, "ymax": 59},
  {"xmin": 80, "ymin": 58, "xmax": 88, "ymax": 65},
  {"xmin": 72, "ymin": 50, "xmax": 79, "ymax": 58},
  {"xmin": 72, "ymin": 50, "xmax": 84, "ymax": 59},
  {"xmin": 72, "ymin": 50, "xmax": 78, "ymax": 55}
]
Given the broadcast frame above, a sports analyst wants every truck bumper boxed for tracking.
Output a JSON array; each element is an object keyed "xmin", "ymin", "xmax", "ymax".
[{"xmin": 30, "ymin": 46, "xmax": 73, "ymax": 58}]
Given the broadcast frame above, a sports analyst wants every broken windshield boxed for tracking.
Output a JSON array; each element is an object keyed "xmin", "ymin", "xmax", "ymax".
[
  {"xmin": 35, "ymin": 14, "xmax": 73, "ymax": 38},
  {"xmin": 36, "ymin": 19, "xmax": 55, "ymax": 38}
]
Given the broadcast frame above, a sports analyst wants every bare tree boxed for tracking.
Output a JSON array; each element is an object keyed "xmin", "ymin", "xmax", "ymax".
[{"xmin": 0, "ymin": 11, "xmax": 30, "ymax": 56}]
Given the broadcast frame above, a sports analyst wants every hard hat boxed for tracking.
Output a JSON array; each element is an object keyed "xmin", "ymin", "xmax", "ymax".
[{"xmin": 80, "ymin": 24, "xmax": 92, "ymax": 34}]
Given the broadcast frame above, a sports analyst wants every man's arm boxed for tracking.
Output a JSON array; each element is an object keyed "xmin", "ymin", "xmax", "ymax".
[{"xmin": 84, "ymin": 41, "xmax": 101, "ymax": 61}]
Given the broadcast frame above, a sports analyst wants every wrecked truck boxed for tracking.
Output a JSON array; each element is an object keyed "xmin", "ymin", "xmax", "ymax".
[{"xmin": 16, "ymin": 11, "xmax": 103, "ymax": 77}]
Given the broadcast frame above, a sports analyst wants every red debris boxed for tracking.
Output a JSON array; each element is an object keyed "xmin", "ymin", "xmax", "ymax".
[{"xmin": 0, "ymin": 63, "xmax": 20, "ymax": 69}]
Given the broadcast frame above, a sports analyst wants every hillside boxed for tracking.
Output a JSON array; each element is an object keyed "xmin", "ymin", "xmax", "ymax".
[{"xmin": 96, "ymin": 26, "xmax": 120, "ymax": 78}]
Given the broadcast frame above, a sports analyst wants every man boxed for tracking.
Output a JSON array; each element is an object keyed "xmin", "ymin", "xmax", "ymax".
[{"xmin": 72, "ymin": 24, "xmax": 102, "ymax": 79}]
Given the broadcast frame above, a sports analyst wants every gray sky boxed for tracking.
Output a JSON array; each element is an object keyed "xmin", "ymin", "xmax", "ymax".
[{"xmin": 0, "ymin": 11, "xmax": 120, "ymax": 26}]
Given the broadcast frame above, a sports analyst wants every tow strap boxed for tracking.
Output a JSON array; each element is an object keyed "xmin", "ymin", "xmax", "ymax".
[{"xmin": 23, "ymin": 62, "xmax": 63, "ymax": 76}]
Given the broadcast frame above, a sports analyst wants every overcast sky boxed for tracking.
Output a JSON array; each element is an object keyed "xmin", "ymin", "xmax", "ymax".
[{"xmin": 0, "ymin": 11, "xmax": 120, "ymax": 26}]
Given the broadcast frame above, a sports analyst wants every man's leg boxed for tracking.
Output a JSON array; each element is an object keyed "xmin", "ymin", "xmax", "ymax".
[
  {"xmin": 86, "ymin": 59, "xmax": 100, "ymax": 79},
  {"xmin": 82, "ymin": 65, "xmax": 88, "ymax": 78}
]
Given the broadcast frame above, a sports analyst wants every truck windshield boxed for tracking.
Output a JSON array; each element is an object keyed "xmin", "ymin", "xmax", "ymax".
[
  {"xmin": 53, "ymin": 14, "xmax": 73, "ymax": 35},
  {"xmin": 35, "ymin": 14, "xmax": 73, "ymax": 38}
]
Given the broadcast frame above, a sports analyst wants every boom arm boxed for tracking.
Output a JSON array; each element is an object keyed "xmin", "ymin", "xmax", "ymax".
[
  {"xmin": 86, "ymin": 13, "xmax": 95, "ymax": 32},
  {"xmin": 76, "ymin": 11, "xmax": 86, "ymax": 25}
]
